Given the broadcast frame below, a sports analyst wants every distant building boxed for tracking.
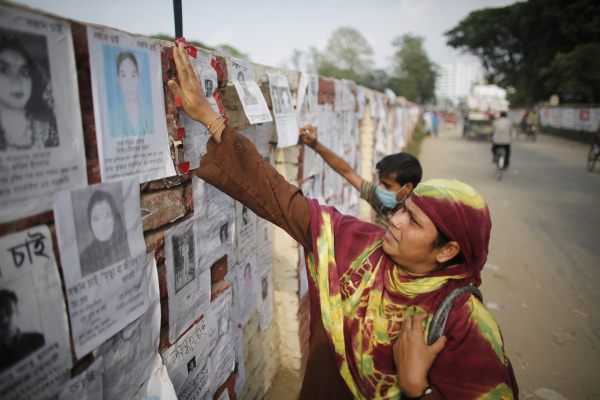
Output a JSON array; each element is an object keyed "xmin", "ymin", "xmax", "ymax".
[{"xmin": 435, "ymin": 63, "xmax": 480, "ymax": 107}]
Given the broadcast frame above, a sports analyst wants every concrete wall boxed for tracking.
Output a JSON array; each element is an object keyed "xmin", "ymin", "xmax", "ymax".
[{"xmin": 0, "ymin": 3, "xmax": 421, "ymax": 399}]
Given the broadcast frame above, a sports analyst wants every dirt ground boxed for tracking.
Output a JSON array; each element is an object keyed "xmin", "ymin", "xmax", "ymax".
[{"xmin": 265, "ymin": 121, "xmax": 600, "ymax": 400}]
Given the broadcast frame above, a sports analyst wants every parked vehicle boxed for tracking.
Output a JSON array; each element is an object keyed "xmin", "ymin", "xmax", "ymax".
[{"xmin": 463, "ymin": 85, "xmax": 509, "ymax": 140}]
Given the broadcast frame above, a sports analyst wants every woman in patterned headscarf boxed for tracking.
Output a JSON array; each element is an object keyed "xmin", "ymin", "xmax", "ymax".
[{"xmin": 168, "ymin": 42, "xmax": 518, "ymax": 399}]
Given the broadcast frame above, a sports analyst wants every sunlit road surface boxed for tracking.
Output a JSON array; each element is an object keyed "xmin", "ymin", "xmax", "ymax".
[{"xmin": 420, "ymin": 122, "xmax": 600, "ymax": 398}]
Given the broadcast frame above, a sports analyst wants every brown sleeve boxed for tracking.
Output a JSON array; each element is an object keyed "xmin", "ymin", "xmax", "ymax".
[{"xmin": 194, "ymin": 122, "xmax": 312, "ymax": 251}]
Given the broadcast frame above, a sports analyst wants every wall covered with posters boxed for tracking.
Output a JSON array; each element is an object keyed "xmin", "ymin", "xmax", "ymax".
[{"xmin": 0, "ymin": 3, "xmax": 421, "ymax": 400}]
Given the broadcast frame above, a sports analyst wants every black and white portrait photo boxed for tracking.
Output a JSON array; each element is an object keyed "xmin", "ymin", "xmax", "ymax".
[
  {"xmin": 0, "ymin": 286, "xmax": 45, "ymax": 373},
  {"xmin": 71, "ymin": 183, "xmax": 131, "ymax": 277},
  {"xmin": 204, "ymin": 79, "xmax": 213, "ymax": 98},
  {"xmin": 172, "ymin": 226, "xmax": 196, "ymax": 293},
  {"xmin": 187, "ymin": 356, "xmax": 196, "ymax": 375},
  {"xmin": 242, "ymin": 206, "xmax": 249, "ymax": 226},
  {"xmin": 271, "ymin": 86, "xmax": 282, "ymax": 114},
  {"xmin": 219, "ymin": 222, "xmax": 228, "ymax": 244},
  {"xmin": 279, "ymin": 87, "xmax": 294, "ymax": 114},
  {"xmin": 237, "ymin": 71, "xmax": 258, "ymax": 106},
  {"xmin": 0, "ymin": 29, "xmax": 58, "ymax": 151}
]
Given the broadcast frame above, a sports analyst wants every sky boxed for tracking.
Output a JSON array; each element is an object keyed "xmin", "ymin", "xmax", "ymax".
[{"xmin": 14, "ymin": 0, "xmax": 518, "ymax": 72}]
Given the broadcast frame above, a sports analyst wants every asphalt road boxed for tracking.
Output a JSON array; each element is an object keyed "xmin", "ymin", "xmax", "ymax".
[{"xmin": 420, "ymin": 122, "xmax": 600, "ymax": 399}]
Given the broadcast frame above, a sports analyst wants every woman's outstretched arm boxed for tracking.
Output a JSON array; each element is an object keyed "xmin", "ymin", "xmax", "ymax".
[{"xmin": 167, "ymin": 43, "xmax": 312, "ymax": 250}]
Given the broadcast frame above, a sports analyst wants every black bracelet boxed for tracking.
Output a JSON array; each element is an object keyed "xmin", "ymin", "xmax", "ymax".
[{"xmin": 400, "ymin": 385, "xmax": 432, "ymax": 400}]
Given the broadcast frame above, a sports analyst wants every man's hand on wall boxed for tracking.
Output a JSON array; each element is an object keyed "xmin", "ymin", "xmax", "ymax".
[{"xmin": 300, "ymin": 125, "xmax": 318, "ymax": 149}]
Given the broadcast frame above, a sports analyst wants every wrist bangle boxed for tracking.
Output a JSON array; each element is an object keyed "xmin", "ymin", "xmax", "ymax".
[
  {"xmin": 205, "ymin": 113, "xmax": 228, "ymax": 135},
  {"xmin": 211, "ymin": 118, "xmax": 227, "ymax": 136},
  {"xmin": 400, "ymin": 385, "xmax": 432, "ymax": 400}
]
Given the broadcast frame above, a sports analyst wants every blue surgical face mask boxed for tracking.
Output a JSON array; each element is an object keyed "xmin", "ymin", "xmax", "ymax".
[{"xmin": 375, "ymin": 184, "xmax": 408, "ymax": 209}]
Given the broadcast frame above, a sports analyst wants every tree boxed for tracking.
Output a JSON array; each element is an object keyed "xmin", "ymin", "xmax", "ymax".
[
  {"xmin": 388, "ymin": 34, "xmax": 437, "ymax": 103},
  {"xmin": 149, "ymin": 34, "xmax": 250, "ymax": 60},
  {"xmin": 317, "ymin": 27, "xmax": 374, "ymax": 84},
  {"xmin": 445, "ymin": 0, "xmax": 600, "ymax": 106}
]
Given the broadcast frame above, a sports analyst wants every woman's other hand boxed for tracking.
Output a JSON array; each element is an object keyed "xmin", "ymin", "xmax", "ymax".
[
  {"xmin": 299, "ymin": 125, "xmax": 318, "ymax": 149},
  {"xmin": 167, "ymin": 43, "xmax": 220, "ymax": 129},
  {"xmin": 393, "ymin": 312, "xmax": 446, "ymax": 397}
]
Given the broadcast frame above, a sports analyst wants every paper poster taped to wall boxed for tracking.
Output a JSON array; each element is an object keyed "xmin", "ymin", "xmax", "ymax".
[
  {"xmin": 132, "ymin": 354, "xmax": 178, "ymax": 400},
  {"xmin": 0, "ymin": 6, "xmax": 87, "ymax": 224},
  {"xmin": 256, "ymin": 219, "xmax": 273, "ymax": 269},
  {"xmin": 192, "ymin": 176, "xmax": 234, "ymax": 269},
  {"xmin": 240, "ymin": 122, "xmax": 273, "ymax": 164},
  {"xmin": 162, "ymin": 317, "xmax": 213, "ymax": 400},
  {"xmin": 297, "ymin": 73, "xmax": 319, "ymax": 128},
  {"xmin": 236, "ymin": 253, "xmax": 258, "ymax": 327},
  {"xmin": 59, "ymin": 357, "xmax": 103, "ymax": 400},
  {"xmin": 209, "ymin": 330, "xmax": 235, "ymax": 398},
  {"xmin": 165, "ymin": 218, "xmax": 211, "ymax": 343},
  {"xmin": 266, "ymin": 70, "xmax": 299, "ymax": 148},
  {"xmin": 235, "ymin": 201, "xmax": 257, "ymax": 262},
  {"xmin": 94, "ymin": 253, "xmax": 161, "ymax": 400},
  {"xmin": 53, "ymin": 176, "xmax": 149, "ymax": 358},
  {"xmin": 232, "ymin": 328, "xmax": 246, "ymax": 398},
  {"xmin": 0, "ymin": 225, "xmax": 72, "ymax": 400},
  {"xmin": 87, "ymin": 26, "xmax": 175, "ymax": 183},
  {"xmin": 231, "ymin": 58, "xmax": 272, "ymax": 124},
  {"xmin": 257, "ymin": 267, "xmax": 273, "ymax": 331}
]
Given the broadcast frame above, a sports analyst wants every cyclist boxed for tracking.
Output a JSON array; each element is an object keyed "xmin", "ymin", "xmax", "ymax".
[{"xmin": 491, "ymin": 111, "xmax": 513, "ymax": 168}]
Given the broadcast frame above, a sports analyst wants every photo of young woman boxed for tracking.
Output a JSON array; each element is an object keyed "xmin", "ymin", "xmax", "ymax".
[
  {"xmin": 107, "ymin": 50, "xmax": 154, "ymax": 137},
  {"xmin": 0, "ymin": 31, "xmax": 58, "ymax": 151}
]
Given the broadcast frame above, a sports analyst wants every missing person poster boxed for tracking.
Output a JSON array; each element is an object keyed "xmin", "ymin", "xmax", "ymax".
[
  {"xmin": 256, "ymin": 219, "xmax": 273, "ymax": 269},
  {"xmin": 266, "ymin": 70, "xmax": 299, "ymax": 148},
  {"xmin": 59, "ymin": 357, "xmax": 103, "ymax": 400},
  {"xmin": 0, "ymin": 6, "xmax": 87, "ymax": 224},
  {"xmin": 94, "ymin": 253, "xmax": 161, "ymax": 400},
  {"xmin": 181, "ymin": 52, "xmax": 227, "ymax": 169},
  {"xmin": 162, "ymin": 318, "xmax": 212, "ymax": 400},
  {"xmin": 87, "ymin": 26, "xmax": 175, "ymax": 183},
  {"xmin": 235, "ymin": 201, "xmax": 257, "ymax": 262},
  {"xmin": 231, "ymin": 58, "xmax": 272, "ymax": 124},
  {"xmin": 257, "ymin": 267, "xmax": 273, "ymax": 331},
  {"xmin": 53, "ymin": 176, "xmax": 150, "ymax": 358},
  {"xmin": 0, "ymin": 225, "xmax": 72, "ymax": 400},
  {"xmin": 165, "ymin": 218, "xmax": 211, "ymax": 343},
  {"xmin": 192, "ymin": 176, "xmax": 234, "ymax": 269},
  {"xmin": 236, "ymin": 253, "xmax": 258, "ymax": 327}
]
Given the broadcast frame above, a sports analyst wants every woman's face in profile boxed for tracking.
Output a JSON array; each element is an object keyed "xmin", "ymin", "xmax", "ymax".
[
  {"xmin": 90, "ymin": 200, "xmax": 115, "ymax": 242},
  {"xmin": 117, "ymin": 57, "xmax": 139, "ymax": 102},
  {"xmin": 0, "ymin": 49, "xmax": 32, "ymax": 110}
]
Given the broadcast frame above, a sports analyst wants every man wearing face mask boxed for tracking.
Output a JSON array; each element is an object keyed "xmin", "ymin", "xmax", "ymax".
[{"xmin": 300, "ymin": 125, "xmax": 422, "ymax": 228}]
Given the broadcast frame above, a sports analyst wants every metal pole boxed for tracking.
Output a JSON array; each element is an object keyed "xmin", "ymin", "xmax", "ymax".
[{"xmin": 173, "ymin": 0, "xmax": 182, "ymax": 38}]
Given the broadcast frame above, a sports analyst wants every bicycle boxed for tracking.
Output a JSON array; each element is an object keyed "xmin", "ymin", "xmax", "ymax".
[
  {"xmin": 496, "ymin": 147, "xmax": 506, "ymax": 180},
  {"xmin": 588, "ymin": 141, "xmax": 599, "ymax": 172}
]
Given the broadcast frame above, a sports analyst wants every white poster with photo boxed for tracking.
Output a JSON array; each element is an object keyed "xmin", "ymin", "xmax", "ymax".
[
  {"xmin": 205, "ymin": 287, "xmax": 232, "ymax": 347},
  {"xmin": 53, "ymin": 177, "xmax": 149, "ymax": 358},
  {"xmin": 297, "ymin": 73, "xmax": 319, "ymax": 128},
  {"xmin": 235, "ymin": 201, "xmax": 257, "ymax": 262},
  {"xmin": 231, "ymin": 58, "xmax": 272, "ymax": 124},
  {"xmin": 162, "ymin": 319, "xmax": 212, "ymax": 400},
  {"xmin": 93, "ymin": 253, "xmax": 161, "ymax": 400},
  {"xmin": 209, "ymin": 330, "xmax": 235, "ymax": 398},
  {"xmin": 236, "ymin": 253, "xmax": 258, "ymax": 326},
  {"xmin": 132, "ymin": 354, "xmax": 178, "ymax": 400},
  {"xmin": 165, "ymin": 218, "xmax": 210, "ymax": 343},
  {"xmin": 87, "ymin": 26, "xmax": 175, "ymax": 183},
  {"xmin": 0, "ymin": 6, "xmax": 87, "ymax": 224},
  {"xmin": 266, "ymin": 70, "xmax": 299, "ymax": 148},
  {"xmin": 257, "ymin": 268, "xmax": 274, "ymax": 331},
  {"xmin": 0, "ymin": 225, "xmax": 72, "ymax": 400},
  {"xmin": 232, "ymin": 328, "xmax": 246, "ymax": 398},
  {"xmin": 181, "ymin": 52, "xmax": 227, "ymax": 169},
  {"xmin": 59, "ymin": 357, "xmax": 103, "ymax": 400},
  {"xmin": 256, "ymin": 219, "xmax": 273, "ymax": 269},
  {"xmin": 240, "ymin": 122, "xmax": 273, "ymax": 164},
  {"xmin": 193, "ymin": 175, "xmax": 235, "ymax": 269}
]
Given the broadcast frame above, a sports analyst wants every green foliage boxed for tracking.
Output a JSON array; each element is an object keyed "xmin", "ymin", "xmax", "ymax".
[
  {"xmin": 387, "ymin": 34, "xmax": 437, "ymax": 103},
  {"xmin": 445, "ymin": 0, "xmax": 600, "ymax": 106},
  {"xmin": 317, "ymin": 27, "xmax": 374, "ymax": 84}
]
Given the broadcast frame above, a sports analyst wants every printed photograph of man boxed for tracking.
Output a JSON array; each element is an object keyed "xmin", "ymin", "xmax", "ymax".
[
  {"xmin": 204, "ymin": 79, "xmax": 213, "ymax": 98},
  {"xmin": 0, "ymin": 289, "xmax": 45, "ymax": 372},
  {"xmin": 219, "ymin": 222, "xmax": 228, "ymax": 244},
  {"xmin": 187, "ymin": 357, "xmax": 196, "ymax": 375},
  {"xmin": 172, "ymin": 227, "xmax": 195, "ymax": 293},
  {"xmin": 242, "ymin": 206, "xmax": 249, "ymax": 226}
]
